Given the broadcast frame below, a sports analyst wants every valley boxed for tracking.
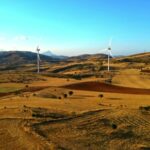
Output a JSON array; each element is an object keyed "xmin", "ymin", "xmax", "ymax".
[{"xmin": 0, "ymin": 51, "xmax": 149, "ymax": 150}]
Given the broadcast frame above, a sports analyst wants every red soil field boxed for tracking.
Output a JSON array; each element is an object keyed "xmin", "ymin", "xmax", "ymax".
[{"xmin": 63, "ymin": 81, "xmax": 150, "ymax": 95}]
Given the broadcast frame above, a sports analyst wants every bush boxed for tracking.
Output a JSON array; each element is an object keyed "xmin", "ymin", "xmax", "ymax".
[
  {"xmin": 25, "ymin": 85, "xmax": 29, "ymax": 88},
  {"xmin": 105, "ymin": 78, "xmax": 112, "ymax": 84},
  {"xmin": 71, "ymin": 112, "xmax": 76, "ymax": 116},
  {"xmin": 99, "ymin": 94, "xmax": 104, "ymax": 98},
  {"xmin": 63, "ymin": 94, "xmax": 68, "ymax": 98},
  {"xmin": 58, "ymin": 96, "xmax": 62, "ymax": 99},
  {"xmin": 139, "ymin": 106, "xmax": 150, "ymax": 111},
  {"xmin": 33, "ymin": 93, "xmax": 36, "ymax": 96},
  {"xmin": 15, "ymin": 91, "xmax": 21, "ymax": 95},
  {"xmin": 68, "ymin": 91, "xmax": 74, "ymax": 96},
  {"xmin": 111, "ymin": 123, "xmax": 117, "ymax": 129},
  {"xmin": 26, "ymin": 95, "xmax": 30, "ymax": 98}
]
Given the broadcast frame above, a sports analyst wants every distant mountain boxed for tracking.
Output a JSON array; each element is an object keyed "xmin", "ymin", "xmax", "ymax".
[
  {"xmin": 42, "ymin": 50, "xmax": 68, "ymax": 60},
  {"xmin": 43, "ymin": 50, "xmax": 53, "ymax": 56},
  {"xmin": 68, "ymin": 53, "xmax": 109, "ymax": 61},
  {"xmin": 0, "ymin": 50, "xmax": 149, "ymax": 72},
  {"xmin": 116, "ymin": 52, "xmax": 150, "ymax": 63},
  {"xmin": 0, "ymin": 51, "xmax": 60, "ymax": 66}
]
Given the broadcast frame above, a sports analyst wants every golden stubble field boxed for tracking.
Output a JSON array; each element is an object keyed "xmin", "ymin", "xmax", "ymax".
[{"xmin": 0, "ymin": 67, "xmax": 150, "ymax": 150}]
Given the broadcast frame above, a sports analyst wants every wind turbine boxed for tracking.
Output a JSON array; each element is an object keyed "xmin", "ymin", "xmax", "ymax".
[
  {"xmin": 36, "ymin": 46, "xmax": 41, "ymax": 74},
  {"xmin": 100, "ymin": 39, "xmax": 113, "ymax": 72}
]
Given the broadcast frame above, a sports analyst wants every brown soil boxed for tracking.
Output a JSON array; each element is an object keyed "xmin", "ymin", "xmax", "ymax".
[{"xmin": 63, "ymin": 81, "xmax": 150, "ymax": 95}]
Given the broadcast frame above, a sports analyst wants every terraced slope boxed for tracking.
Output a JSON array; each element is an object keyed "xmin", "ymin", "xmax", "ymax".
[
  {"xmin": 0, "ymin": 106, "xmax": 149, "ymax": 150},
  {"xmin": 32, "ymin": 108, "xmax": 150, "ymax": 150},
  {"xmin": 113, "ymin": 69, "xmax": 150, "ymax": 89}
]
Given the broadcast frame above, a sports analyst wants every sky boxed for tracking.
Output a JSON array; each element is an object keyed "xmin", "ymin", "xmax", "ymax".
[{"xmin": 0, "ymin": 0, "xmax": 150, "ymax": 56}]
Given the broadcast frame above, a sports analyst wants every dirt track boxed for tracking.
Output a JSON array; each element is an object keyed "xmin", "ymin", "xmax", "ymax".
[{"xmin": 63, "ymin": 81, "xmax": 150, "ymax": 95}]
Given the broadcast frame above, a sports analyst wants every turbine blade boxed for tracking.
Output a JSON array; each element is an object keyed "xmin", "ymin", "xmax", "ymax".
[
  {"xmin": 99, "ymin": 48, "xmax": 108, "ymax": 53},
  {"xmin": 109, "ymin": 50, "xmax": 113, "ymax": 58},
  {"xmin": 37, "ymin": 46, "xmax": 39, "ymax": 51},
  {"xmin": 109, "ymin": 38, "xmax": 112, "ymax": 47}
]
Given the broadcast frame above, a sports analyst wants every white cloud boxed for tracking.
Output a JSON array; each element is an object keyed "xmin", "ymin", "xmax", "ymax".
[
  {"xmin": 14, "ymin": 35, "xmax": 29, "ymax": 41},
  {"xmin": 0, "ymin": 36, "xmax": 6, "ymax": 41}
]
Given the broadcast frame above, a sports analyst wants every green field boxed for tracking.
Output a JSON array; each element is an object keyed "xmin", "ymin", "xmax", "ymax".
[{"xmin": 0, "ymin": 87, "xmax": 22, "ymax": 93}]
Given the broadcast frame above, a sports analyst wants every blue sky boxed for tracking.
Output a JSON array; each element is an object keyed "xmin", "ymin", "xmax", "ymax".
[{"xmin": 0, "ymin": 0, "xmax": 150, "ymax": 56}]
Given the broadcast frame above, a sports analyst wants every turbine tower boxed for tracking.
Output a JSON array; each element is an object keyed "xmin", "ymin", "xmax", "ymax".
[
  {"xmin": 107, "ymin": 39, "xmax": 112, "ymax": 72},
  {"xmin": 36, "ymin": 46, "xmax": 41, "ymax": 74},
  {"xmin": 100, "ymin": 39, "xmax": 113, "ymax": 72}
]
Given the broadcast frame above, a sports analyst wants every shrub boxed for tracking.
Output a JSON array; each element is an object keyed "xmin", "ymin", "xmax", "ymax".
[
  {"xmin": 101, "ymin": 75, "xmax": 104, "ymax": 78},
  {"xmin": 111, "ymin": 123, "xmax": 117, "ymax": 129},
  {"xmin": 15, "ymin": 91, "xmax": 21, "ymax": 95},
  {"xmin": 26, "ymin": 95, "xmax": 30, "ymax": 98},
  {"xmin": 71, "ymin": 112, "xmax": 76, "ymax": 116},
  {"xmin": 63, "ymin": 94, "xmax": 68, "ymax": 98},
  {"xmin": 68, "ymin": 91, "xmax": 74, "ymax": 96},
  {"xmin": 105, "ymin": 79, "xmax": 112, "ymax": 84},
  {"xmin": 33, "ymin": 93, "xmax": 36, "ymax": 96},
  {"xmin": 99, "ymin": 94, "xmax": 104, "ymax": 98},
  {"xmin": 58, "ymin": 96, "xmax": 62, "ymax": 99},
  {"xmin": 25, "ymin": 85, "xmax": 29, "ymax": 88},
  {"xmin": 139, "ymin": 106, "xmax": 150, "ymax": 111}
]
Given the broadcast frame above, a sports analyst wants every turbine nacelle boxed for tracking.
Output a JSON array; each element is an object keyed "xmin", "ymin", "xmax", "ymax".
[
  {"xmin": 36, "ymin": 46, "xmax": 41, "ymax": 73},
  {"xmin": 108, "ymin": 47, "xmax": 111, "ymax": 51},
  {"xmin": 37, "ymin": 46, "xmax": 40, "ymax": 52}
]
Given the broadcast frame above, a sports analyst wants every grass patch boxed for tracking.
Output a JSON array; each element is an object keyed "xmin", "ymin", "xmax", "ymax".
[{"xmin": 0, "ymin": 87, "xmax": 22, "ymax": 93}]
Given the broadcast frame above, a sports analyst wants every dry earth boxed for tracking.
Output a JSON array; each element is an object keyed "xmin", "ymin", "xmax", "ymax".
[{"xmin": 0, "ymin": 64, "xmax": 149, "ymax": 150}]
